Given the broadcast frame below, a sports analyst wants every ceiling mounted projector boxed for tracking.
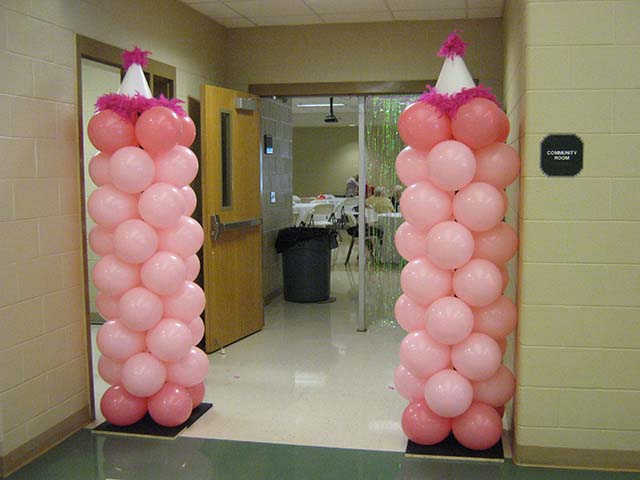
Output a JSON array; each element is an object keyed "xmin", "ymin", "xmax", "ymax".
[{"xmin": 324, "ymin": 97, "xmax": 339, "ymax": 123}]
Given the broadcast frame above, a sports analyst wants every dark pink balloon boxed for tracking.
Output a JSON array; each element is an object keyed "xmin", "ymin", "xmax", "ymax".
[
  {"xmin": 452, "ymin": 402, "xmax": 503, "ymax": 450},
  {"xmin": 473, "ymin": 143, "xmax": 520, "ymax": 190},
  {"xmin": 89, "ymin": 225, "xmax": 115, "ymax": 256},
  {"xmin": 424, "ymin": 369, "xmax": 473, "ymax": 418},
  {"xmin": 148, "ymin": 383, "xmax": 193, "ymax": 427},
  {"xmin": 394, "ymin": 364, "xmax": 427, "ymax": 401},
  {"xmin": 399, "ymin": 330, "xmax": 450, "ymax": 379},
  {"xmin": 451, "ymin": 98, "xmax": 502, "ymax": 150},
  {"xmin": 100, "ymin": 385, "xmax": 147, "ymax": 426},
  {"xmin": 93, "ymin": 254, "xmax": 140, "ymax": 297},
  {"xmin": 96, "ymin": 320, "xmax": 146, "ymax": 362},
  {"xmin": 453, "ymin": 182, "xmax": 504, "ymax": 233},
  {"xmin": 451, "ymin": 333, "xmax": 502, "ymax": 381},
  {"xmin": 187, "ymin": 382, "xmax": 205, "ymax": 408},
  {"xmin": 453, "ymin": 259, "xmax": 502, "ymax": 308},
  {"xmin": 472, "ymin": 365, "xmax": 515, "ymax": 407},
  {"xmin": 88, "ymin": 185, "xmax": 138, "ymax": 230},
  {"xmin": 163, "ymin": 281, "xmax": 206, "ymax": 322},
  {"xmin": 178, "ymin": 116, "xmax": 197, "ymax": 147},
  {"xmin": 98, "ymin": 355, "xmax": 123, "ymax": 385},
  {"xmin": 427, "ymin": 140, "xmax": 476, "ymax": 192},
  {"xmin": 394, "ymin": 222, "xmax": 429, "ymax": 262},
  {"xmin": 398, "ymin": 102, "xmax": 451, "ymax": 151},
  {"xmin": 154, "ymin": 146, "xmax": 199, "ymax": 188},
  {"xmin": 473, "ymin": 222, "xmax": 518, "ymax": 265},
  {"xmin": 472, "ymin": 295, "xmax": 517, "ymax": 339},
  {"xmin": 425, "ymin": 221, "xmax": 475, "ymax": 270},
  {"xmin": 394, "ymin": 294, "xmax": 428, "ymax": 332},
  {"xmin": 400, "ymin": 181, "xmax": 452, "ymax": 231},
  {"xmin": 167, "ymin": 347, "xmax": 209, "ymax": 387},
  {"xmin": 135, "ymin": 106, "xmax": 181, "ymax": 155},
  {"xmin": 141, "ymin": 251, "xmax": 187, "ymax": 296},
  {"xmin": 157, "ymin": 216, "xmax": 204, "ymax": 259},
  {"xmin": 395, "ymin": 146, "xmax": 430, "ymax": 186},
  {"xmin": 496, "ymin": 110, "xmax": 510, "ymax": 143},
  {"xmin": 88, "ymin": 152, "xmax": 111, "ymax": 186},
  {"xmin": 121, "ymin": 352, "xmax": 167, "ymax": 397},
  {"xmin": 113, "ymin": 219, "xmax": 158, "ymax": 264},
  {"xmin": 401, "ymin": 258, "xmax": 452, "ymax": 307},
  {"xmin": 118, "ymin": 287, "xmax": 163, "ymax": 331},
  {"xmin": 88, "ymin": 110, "xmax": 137, "ymax": 154},
  {"xmin": 401, "ymin": 401, "xmax": 451, "ymax": 445}
]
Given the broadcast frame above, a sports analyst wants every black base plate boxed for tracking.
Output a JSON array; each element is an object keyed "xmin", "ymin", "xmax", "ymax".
[{"xmin": 405, "ymin": 433, "xmax": 503, "ymax": 462}]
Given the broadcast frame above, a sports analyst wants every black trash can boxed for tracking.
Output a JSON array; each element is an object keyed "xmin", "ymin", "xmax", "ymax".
[{"xmin": 275, "ymin": 227, "xmax": 338, "ymax": 302}]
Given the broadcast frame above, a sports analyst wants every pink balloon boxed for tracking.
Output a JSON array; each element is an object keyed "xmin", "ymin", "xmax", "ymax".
[
  {"xmin": 398, "ymin": 102, "xmax": 451, "ymax": 151},
  {"xmin": 185, "ymin": 254, "xmax": 201, "ymax": 282},
  {"xmin": 497, "ymin": 338, "xmax": 507, "ymax": 355},
  {"xmin": 425, "ymin": 296, "xmax": 474, "ymax": 345},
  {"xmin": 401, "ymin": 258, "xmax": 452, "ymax": 307},
  {"xmin": 138, "ymin": 182, "xmax": 185, "ymax": 229},
  {"xmin": 148, "ymin": 383, "xmax": 193, "ymax": 427},
  {"xmin": 157, "ymin": 216, "xmax": 204, "ymax": 259},
  {"xmin": 96, "ymin": 320, "xmax": 146, "ymax": 361},
  {"xmin": 399, "ymin": 330, "xmax": 450, "ymax": 379},
  {"xmin": 154, "ymin": 146, "xmax": 199, "ymax": 187},
  {"xmin": 400, "ymin": 181, "xmax": 452, "ymax": 231},
  {"xmin": 451, "ymin": 98, "xmax": 502, "ymax": 150},
  {"xmin": 472, "ymin": 295, "xmax": 517, "ymax": 339},
  {"xmin": 427, "ymin": 140, "xmax": 476, "ymax": 192},
  {"xmin": 472, "ymin": 365, "xmax": 515, "ymax": 407},
  {"xmin": 96, "ymin": 292, "xmax": 120, "ymax": 320},
  {"xmin": 135, "ymin": 106, "xmax": 181, "ymax": 155},
  {"xmin": 187, "ymin": 382, "xmax": 205, "ymax": 408},
  {"xmin": 89, "ymin": 225, "xmax": 114, "ymax": 256},
  {"xmin": 473, "ymin": 222, "xmax": 518, "ymax": 265},
  {"xmin": 166, "ymin": 346, "xmax": 209, "ymax": 387},
  {"xmin": 118, "ymin": 287, "xmax": 163, "ymax": 331},
  {"xmin": 499, "ymin": 264, "xmax": 509, "ymax": 291},
  {"xmin": 163, "ymin": 281, "xmax": 206, "ymax": 322},
  {"xmin": 121, "ymin": 352, "xmax": 167, "ymax": 397},
  {"xmin": 496, "ymin": 110, "xmax": 510, "ymax": 143},
  {"xmin": 109, "ymin": 146, "xmax": 155, "ymax": 194},
  {"xmin": 141, "ymin": 251, "xmax": 186, "ymax": 296},
  {"xmin": 89, "ymin": 152, "xmax": 111, "ymax": 186},
  {"xmin": 394, "ymin": 222, "xmax": 429, "ymax": 261},
  {"xmin": 88, "ymin": 110, "xmax": 137, "ymax": 154},
  {"xmin": 424, "ymin": 369, "xmax": 473, "ymax": 418},
  {"xmin": 98, "ymin": 355, "xmax": 123, "ymax": 385},
  {"xmin": 401, "ymin": 401, "xmax": 451, "ymax": 445},
  {"xmin": 394, "ymin": 364, "xmax": 427, "ymax": 401},
  {"xmin": 451, "ymin": 333, "xmax": 502, "ymax": 381},
  {"xmin": 146, "ymin": 318, "xmax": 193, "ymax": 362},
  {"xmin": 88, "ymin": 185, "xmax": 138, "ymax": 229},
  {"xmin": 425, "ymin": 221, "xmax": 475, "ymax": 270},
  {"xmin": 113, "ymin": 219, "xmax": 158, "ymax": 264},
  {"xmin": 180, "ymin": 185, "xmax": 197, "ymax": 216},
  {"xmin": 452, "ymin": 402, "xmax": 503, "ymax": 450},
  {"xmin": 394, "ymin": 294, "xmax": 428, "ymax": 332},
  {"xmin": 453, "ymin": 182, "xmax": 504, "ymax": 232},
  {"xmin": 188, "ymin": 316, "xmax": 205, "ymax": 345},
  {"xmin": 395, "ymin": 146, "xmax": 430, "ymax": 185},
  {"xmin": 178, "ymin": 116, "xmax": 196, "ymax": 147},
  {"xmin": 93, "ymin": 254, "xmax": 140, "ymax": 297},
  {"xmin": 100, "ymin": 385, "xmax": 147, "ymax": 426},
  {"xmin": 473, "ymin": 143, "xmax": 520, "ymax": 190},
  {"xmin": 453, "ymin": 259, "xmax": 502, "ymax": 307}
]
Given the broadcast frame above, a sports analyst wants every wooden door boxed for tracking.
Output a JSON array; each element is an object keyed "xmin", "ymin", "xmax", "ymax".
[{"xmin": 201, "ymin": 85, "xmax": 263, "ymax": 353}]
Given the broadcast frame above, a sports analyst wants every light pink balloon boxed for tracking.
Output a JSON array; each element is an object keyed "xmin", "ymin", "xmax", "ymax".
[
  {"xmin": 400, "ymin": 181, "xmax": 452, "ymax": 231},
  {"xmin": 472, "ymin": 365, "xmax": 515, "ymax": 407},
  {"xmin": 188, "ymin": 316, "xmax": 205, "ymax": 345},
  {"xmin": 154, "ymin": 146, "xmax": 199, "ymax": 188},
  {"xmin": 163, "ymin": 281, "xmax": 206, "ymax": 322},
  {"xmin": 178, "ymin": 116, "xmax": 196, "ymax": 147},
  {"xmin": 96, "ymin": 292, "xmax": 120, "ymax": 320},
  {"xmin": 399, "ymin": 330, "xmax": 450, "ymax": 379},
  {"xmin": 146, "ymin": 318, "xmax": 193, "ymax": 362},
  {"xmin": 88, "ymin": 185, "xmax": 138, "ymax": 229},
  {"xmin": 93, "ymin": 254, "xmax": 140, "ymax": 297},
  {"xmin": 157, "ymin": 216, "xmax": 204, "ymax": 259},
  {"xmin": 453, "ymin": 182, "xmax": 505, "ymax": 232},
  {"xmin": 395, "ymin": 146, "xmax": 430, "ymax": 186},
  {"xmin": 401, "ymin": 400, "xmax": 451, "ymax": 446},
  {"xmin": 451, "ymin": 98, "xmax": 503, "ymax": 150},
  {"xmin": 185, "ymin": 254, "xmax": 201, "ymax": 282},
  {"xmin": 453, "ymin": 258, "xmax": 502, "ymax": 307},
  {"xmin": 180, "ymin": 185, "xmax": 197, "ymax": 216},
  {"xmin": 472, "ymin": 295, "xmax": 517, "ymax": 339},
  {"xmin": 121, "ymin": 352, "xmax": 167, "ymax": 397},
  {"xmin": 89, "ymin": 225, "xmax": 115, "ymax": 256},
  {"xmin": 427, "ymin": 140, "xmax": 476, "ymax": 192},
  {"xmin": 113, "ymin": 219, "xmax": 158, "ymax": 264},
  {"xmin": 135, "ymin": 106, "xmax": 181, "ymax": 155},
  {"xmin": 96, "ymin": 320, "xmax": 146, "ymax": 361},
  {"xmin": 473, "ymin": 222, "xmax": 518, "ymax": 265},
  {"xmin": 473, "ymin": 143, "xmax": 520, "ymax": 190},
  {"xmin": 138, "ymin": 182, "xmax": 185, "ymax": 229},
  {"xmin": 98, "ymin": 355, "xmax": 123, "ymax": 385},
  {"xmin": 187, "ymin": 382, "xmax": 205, "ymax": 408},
  {"xmin": 394, "ymin": 294, "xmax": 428, "ymax": 332},
  {"xmin": 451, "ymin": 333, "xmax": 502, "ymax": 381},
  {"xmin": 452, "ymin": 402, "xmax": 503, "ymax": 450},
  {"xmin": 394, "ymin": 222, "xmax": 429, "ymax": 261},
  {"xmin": 167, "ymin": 346, "xmax": 209, "ymax": 387},
  {"xmin": 109, "ymin": 146, "xmax": 155, "ymax": 194},
  {"xmin": 100, "ymin": 385, "xmax": 147, "ymax": 426},
  {"xmin": 398, "ymin": 102, "xmax": 451, "ymax": 151},
  {"xmin": 425, "ymin": 296, "xmax": 474, "ymax": 345},
  {"xmin": 400, "ymin": 258, "xmax": 452, "ymax": 307},
  {"xmin": 424, "ymin": 369, "xmax": 473, "ymax": 418},
  {"xmin": 394, "ymin": 364, "xmax": 427, "ymax": 401},
  {"xmin": 118, "ymin": 287, "xmax": 163, "ymax": 331},
  {"xmin": 88, "ymin": 110, "xmax": 137, "ymax": 154},
  {"xmin": 141, "ymin": 251, "xmax": 186, "ymax": 296},
  {"xmin": 89, "ymin": 152, "xmax": 111, "ymax": 186},
  {"xmin": 148, "ymin": 383, "xmax": 193, "ymax": 427},
  {"xmin": 425, "ymin": 221, "xmax": 475, "ymax": 270}
]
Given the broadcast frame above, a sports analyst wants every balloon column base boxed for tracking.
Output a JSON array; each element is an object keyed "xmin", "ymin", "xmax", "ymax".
[
  {"xmin": 405, "ymin": 433, "xmax": 503, "ymax": 462},
  {"xmin": 92, "ymin": 402, "xmax": 213, "ymax": 439}
]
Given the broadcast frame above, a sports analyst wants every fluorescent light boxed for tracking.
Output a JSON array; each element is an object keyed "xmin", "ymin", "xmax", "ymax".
[{"xmin": 297, "ymin": 103, "xmax": 345, "ymax": 108}]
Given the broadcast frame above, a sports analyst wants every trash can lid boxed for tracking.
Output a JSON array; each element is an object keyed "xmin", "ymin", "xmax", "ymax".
[{"xmin": 275, "ymin": 227, "xmax": 338, "ymax": 253}]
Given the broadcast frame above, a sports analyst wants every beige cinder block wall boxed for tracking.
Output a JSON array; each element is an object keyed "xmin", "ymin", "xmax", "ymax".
[
  {"xmin": 504, "ymin": 0, "xmax": 640, "ymax": 470},
  {"xmin": 0, "ymin": 1, "xmax": 225, "ymax": 474}
]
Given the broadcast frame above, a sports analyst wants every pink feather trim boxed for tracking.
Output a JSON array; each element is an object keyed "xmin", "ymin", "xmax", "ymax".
[
  {"xmin": 437, "ymin": 30, "xmax": 467, "ymax": 59},
  {"xmin": 122, "ymin": 46, "xmax": 150, "ymax": 70},
  {"xmin": 95, "ymin": 93, "xmax": 186, "ymax": 121},
  {"xmin": 418, "ymin": 84, "xmax": 500, "ymax": 117}
]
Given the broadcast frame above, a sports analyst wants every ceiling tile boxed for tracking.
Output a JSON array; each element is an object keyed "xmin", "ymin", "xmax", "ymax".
[
  {"xmin": 468, "ymin": 7, "xmax": 503, "ymax": 18},
  {"xmin": 252, "ymin": 15, "xmax": 321, "ymax": 26},
  {"xmin": 228, "ymin": 0, "xmax": 314, "ymax": 18},
  {"xmin": 387, "ymin": 0, "xmax": 465, "ymax": 11},
  {"xmin": 319, "ymin": 12, "xmax": 394, "ymax": 24},
  {"xmin": 214, "ymin": 16, "xmax": 256, "ymax": 27},
  {"xmin": 190, "ymin": 1, "xmax": 241, "ymax": 17},
  {"xmin": 304, "ymin": 0, "xmax": 388, "ymax": 14},
  {"xmin": 467, "ymin": 0, "xmax": 503, "ymax": 8},
  {"xmin": 393, "ymin": 9, "xmax": 466, "ymax": 21}
]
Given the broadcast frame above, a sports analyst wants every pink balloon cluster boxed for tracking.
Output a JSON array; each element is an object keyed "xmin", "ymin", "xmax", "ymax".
[
  {"xmin": 394, "ymin": 98, "xmax": 519, "ymax": 450},
  {"xmin": 87, "ymin": 106, "xmax": 208, "ymax": 427}
]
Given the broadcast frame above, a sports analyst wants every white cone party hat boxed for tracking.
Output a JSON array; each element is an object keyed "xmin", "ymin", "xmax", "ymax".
[
  {"xmin": 434, "ymin": 31, "xmax": 475, "ymax": 95},
  {"xmin": 117, "ymin": 47, "xmax": 152, "ymax": 98}
]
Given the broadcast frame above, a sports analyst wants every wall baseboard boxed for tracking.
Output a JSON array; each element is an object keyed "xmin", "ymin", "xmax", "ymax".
[
  {"xmin": 0, "ymin": 406, "xmax": 91, "ymax": 478},
  {"xmin": 264, "ymin": 288, "xmax": 283, "ymax": 306},
  {"xmin": 515, "ymin": 444, "xmax": 640, "ymax": 472}
]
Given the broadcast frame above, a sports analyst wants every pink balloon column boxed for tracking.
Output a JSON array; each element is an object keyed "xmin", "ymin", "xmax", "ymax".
[
  {"xmin": 88, "ymin": 47, "xmax": 207, "ymax": 428},
  {"xmin": 393, "ymin": 32, "xmax": 519, "ymax": 450}
]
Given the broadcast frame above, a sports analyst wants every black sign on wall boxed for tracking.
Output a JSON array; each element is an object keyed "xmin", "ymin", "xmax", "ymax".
[{"xmin": 540, "ymin": 134, "xmax": 583, "ymax": 176}]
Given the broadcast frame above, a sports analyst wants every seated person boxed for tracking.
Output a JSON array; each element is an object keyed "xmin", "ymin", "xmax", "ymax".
[
  {"xmin": 345, "ymin": 174, "xmax": 359, "ymax": 197},
  {"xmin": 366, "ymin": 186, "xmax": 394, "ymax": 214}
]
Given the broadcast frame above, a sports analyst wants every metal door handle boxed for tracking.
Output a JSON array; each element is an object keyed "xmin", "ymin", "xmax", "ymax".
[{"xmin": 211, "ymin": 214, "xmax": 262, "ymax": 241}]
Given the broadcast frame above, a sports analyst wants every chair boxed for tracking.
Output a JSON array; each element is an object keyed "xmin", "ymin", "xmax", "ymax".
[
  {"xmin": 292, "ymin": 195, "xmax": 301, "ymax": 203},
  {"xmin": 298, "ymin": 202, "xmax": 336, "ymax": 228},
  {"xmin": 343, "ymin": 211, "xmax": 382, "ymax": 265}
]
